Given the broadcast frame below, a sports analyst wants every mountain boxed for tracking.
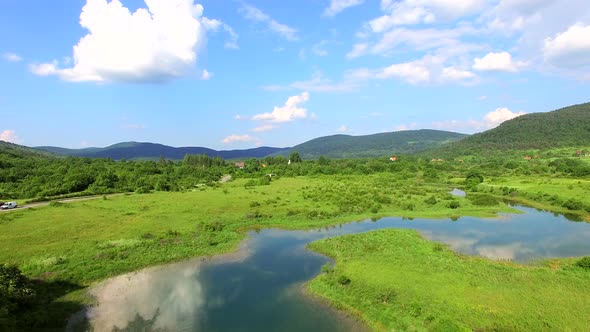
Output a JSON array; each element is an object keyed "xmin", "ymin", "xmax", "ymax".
[
  {"xmin": 35, "ymin": 142, "xmax": 290, "ymax": 160},
  {"xmin": 1, "ymin": 140, "xmax": 53, "ymax": 159},
  {"xmin": 434, "ymin": 102, "xmax": 590, "ymax": 156},
  {"xmin": 278, "ymin": 129, "xmax": 469, "ymax": 159}
]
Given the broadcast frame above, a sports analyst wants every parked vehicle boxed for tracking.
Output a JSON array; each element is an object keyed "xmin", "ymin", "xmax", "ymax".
[{"xmin": 1, "ymin": 202, "xmax": 17, "ymax": 209}]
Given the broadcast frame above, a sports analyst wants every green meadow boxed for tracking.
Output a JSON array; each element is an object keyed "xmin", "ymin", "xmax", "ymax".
[
  {"xmin": 307, "ymin": 229, "xmax": 590, "ymax": 331},
  {"xmin": 1, "ymin": 171, "xmax": 589, "ymax": 330}
]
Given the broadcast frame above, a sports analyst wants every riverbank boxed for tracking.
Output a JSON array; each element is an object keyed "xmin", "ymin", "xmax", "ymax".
[{"xmin": 307, "ymin": 229, "xmax": 590, "ymax": 331}]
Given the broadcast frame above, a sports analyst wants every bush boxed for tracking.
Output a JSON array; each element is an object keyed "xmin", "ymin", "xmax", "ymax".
[
  {"xmin": 575, "ymin": 257, "xmax": 590, "ymax": 269},
  {"xmin": 321, "ymin": 263, "xmax": 334, "ymax": 274},
  {"xmin": 563, "ymin": 199, "xmax": 584, "ymax": 211},
  {"xmin": 249, "ymin": 201, "xmax": 261, "ymax": 208},
  {"xmin": 447, "ymin": 201, "xmax": 460, "ymax": 209},
  {"xmin": 424, "ymin": 195, "xmax": 437, "ymax": 205},
  {"xmin": 337, "ymin": 275, "xmax": 351, "ymax": 285}
]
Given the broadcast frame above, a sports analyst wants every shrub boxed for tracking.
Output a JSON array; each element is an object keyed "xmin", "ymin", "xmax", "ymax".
[
  {"xmin": 321, "ymin": 263, "xmax": 334, "ymax": 274},
  {"xmin": 249, "ymin": 201, "xmax": 261, "ymax": 208},
  {"xmin": 447, "ymin": 201, "xmax": 460, "ymax": 209},
  {"xmin": 575, "ymin": 257, "xmax": 590, "ymax": 269},
  {"xmin": 424, "ymin": 195, "xmax": 437, "ymax": 205},
  {"xmin": 563, "ymin": 199, "xmax": 584, "ymax": 211},
  {"xmin": 337, "ymin": 275, "xmax": 351, "ymax": 285}
]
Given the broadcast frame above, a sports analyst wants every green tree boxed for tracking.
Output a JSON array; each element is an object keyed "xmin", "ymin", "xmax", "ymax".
[{"xmin": 289, "ymin": 152, "xmax": 302, "ymax": 163}]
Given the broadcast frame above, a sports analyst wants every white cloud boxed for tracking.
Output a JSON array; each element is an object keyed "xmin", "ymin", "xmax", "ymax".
[
  {"xmin": 240, "ymin": 4, "xmax": 298, "ymax": 41},
  {"xmin": 252, "ymin": 92, "xmax": 310, "ymax": 123},
  {"xmin": 325, "ymin": 0, "xmax": 365, "ymax": 17},
  {"xmin": 374, "ymin": 0, "xmax": 486, "ymax": 29},
  {"xmin": 337, "ymin": 125, "xmax": 350, "ymax": 133},
  {"xmin": 201, "ymin": 69, "xmax": 212, "ymax": 80},
  {"xmin": 430, "ymin": 107, "xmax": 526, "ymax": 132},
  {"xmin": 0, "ymin": 130, "xmax": 21, "ymax": 143},
  {"xmin": 543, "ymin": 23, "xmax": 590, "ymax": 68},
  {"xmin": 3, "ymin": 53, "xmax": 22, "ymax": 62},
  {"xmin": 441, "ymin": 66, "xmax": 476, "ymax": 81},
  {"xmin": 252, "ymin": 124, "xmax": 277, "ymax": 132},
  {"xmin": 377, "ymin": 60, "xmax": 432, "ymax": 84},
  {"xmin": 483, "ymin": 107, "xmax": 525, "ymax": 127},
  {"xmin": 222, "ymin": 134, "xmax": 258, "ymax": 144},
  {"xmin": 349, "ymin": 26, "xmax": 475, "ymax": 58},
  {"xmin": 31, "ymin": 0, "xmax": 216, "ymax": 83},
  {"xmin": 473, "ymin": 52, "xmax": 526, "ymax": 72},
  {"xmin": 201, "ymin": 17, "xmax": 239, "ymax": 49},
  {"xmin": 29, "ymin": 61, "xmax": 58, "ymax": 76},
  {"xmin": 346, "ymin": 43, "xmax": 369, "ymax": 59}
]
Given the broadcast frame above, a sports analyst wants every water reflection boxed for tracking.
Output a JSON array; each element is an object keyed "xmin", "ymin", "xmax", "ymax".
[
  {"xmin": 450, "ymin": 188, "xmax": 466, "ymax": 197},
  {"xmin": 79, "ymin": 206, "xmax": 590, "ymax": 331}
]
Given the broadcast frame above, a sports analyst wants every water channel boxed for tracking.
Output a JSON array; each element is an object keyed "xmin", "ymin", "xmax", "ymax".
[{"xmin": 75, "ymin": 205, "xmax": 590, "ymax": 331}]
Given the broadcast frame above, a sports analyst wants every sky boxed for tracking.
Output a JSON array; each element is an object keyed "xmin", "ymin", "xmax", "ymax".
[{"xmin": 0, "ymin": 0, "xmax": 589, "ymax": 149}]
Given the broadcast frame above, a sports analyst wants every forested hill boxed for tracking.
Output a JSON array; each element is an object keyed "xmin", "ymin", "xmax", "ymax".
[
  {"xmin": 35, "ymin": 142, "xmax": 289, "ymax": 160},
  {"xmin": 0, "ymin": 140, "xmax": 52, "ymax": 159},
  {"xmin": 277, "ymin": 130, "xmax": 468, "ymax": 159},
  {"xmin": 434, "ymin": 102, "xmax": 590, "ymax": 156}
]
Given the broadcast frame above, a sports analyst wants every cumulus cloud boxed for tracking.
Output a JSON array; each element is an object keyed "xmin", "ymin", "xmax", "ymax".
[
  {"xmin": 0, "ymin": 130, "xmax": 21, "ymax": 143},
  {"xmin": 252, "ymin": 92, "xmax": 310, "ymax": 123},
  {"xmin": 473, "ymin": 51, "xmax": 526, "ymax": 72},
  {"xmin": 240, "ymin": 3, "xmax": 298, "ymax": 41},
  {"xmin": 430, "ymin": 107, "xmax": 526, "ymax": 132},
  {"xmin": 30, "ymin": 0, "xmax": 229, "ymax": 83},
  {"xmin": 543, "ymin": 23, "xmax": 590, "ymax": 68},
  {"xmin": 3, "ymin": 53, "xmax": 22, "ymax": 62},
  {"xmin": 324, "ymin": 0, "xmax": 365, "ymax": 17},
  {"xmin": 222, "ymin": 134, "xmax": 258, "ymax": 144},
  {"xmin": 483, "ymin": 107, "xmax": 525, "ymax": 127}
]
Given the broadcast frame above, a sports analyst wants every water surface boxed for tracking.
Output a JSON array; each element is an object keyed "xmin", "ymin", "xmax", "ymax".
[{"xmin": 79, "ymin": 207, "xmax": 590, "ymax": 331}]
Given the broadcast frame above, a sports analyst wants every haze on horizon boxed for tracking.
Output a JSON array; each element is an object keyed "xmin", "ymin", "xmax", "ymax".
[{"xmin": 1, "ymin": 0, "xmax": 589, "ymax": 149}]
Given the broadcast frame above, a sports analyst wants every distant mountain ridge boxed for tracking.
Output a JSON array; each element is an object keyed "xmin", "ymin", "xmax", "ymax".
[
  {"xmin": 36, "ymin": 142, "xmax": 290, "ymax": 160},
  {"xmin": 434, "ymin": 102, "xmax": 590, "ymax": 155},
  {"xmin": 277, "ymin": 129, "xmax": 469, "ymax": 159}
]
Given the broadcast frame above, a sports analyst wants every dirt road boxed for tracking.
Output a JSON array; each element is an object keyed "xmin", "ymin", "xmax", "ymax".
[{"xmin": 0, "ymin": 193, "xmax": 128, "ymax": 213}]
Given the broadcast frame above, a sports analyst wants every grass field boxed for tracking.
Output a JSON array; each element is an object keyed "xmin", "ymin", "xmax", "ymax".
[
  {"xmin": 0, "ymin": 173, "xmax": 588, "ymax": 329},
  {"xmin": 308, "ymin": 229, "xmax": 590, "ymax": 331}
]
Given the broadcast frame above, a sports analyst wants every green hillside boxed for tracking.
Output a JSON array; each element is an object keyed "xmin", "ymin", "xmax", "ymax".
[
  {"xmin": 0, "ymin": 140, "xmax": 53, "ymax": 159},
  {"xmin": 280, "ymin": 129, "xmax": 468, "ymax": 159},
  {"xmin": 437, "ymin": 103, "xmax": 590, "ymax": 156}
]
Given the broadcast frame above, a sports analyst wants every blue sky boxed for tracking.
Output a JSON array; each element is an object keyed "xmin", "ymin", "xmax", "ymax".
[{"xmin": 1, "ymin": 0, "xmax": 589, "ymax": 149}]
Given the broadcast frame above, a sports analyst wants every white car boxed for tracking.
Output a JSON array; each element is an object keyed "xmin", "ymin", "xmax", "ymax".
[{"xmin": 1, "ymin": 202, "xmax": 17, "ymax": 209}]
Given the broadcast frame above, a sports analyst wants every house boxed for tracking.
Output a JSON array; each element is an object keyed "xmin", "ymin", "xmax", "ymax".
[
  {"xmin": 234, "ymin": 161, "xmax": 245, "ymax": 169},
  {"xmin": 261, "ymin": 163, "xmax": 267, "ymax": 168},
  {"xmin": 524, "ymin": 155, "xmax": 532, "ymax": 160},
  {"xmin": 390, "ymin": 156, "xmax": 397, "ymax": 161},
  {"xmin": 431, "ymin": 158, "xmax": 444, "ymax": 162}
]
